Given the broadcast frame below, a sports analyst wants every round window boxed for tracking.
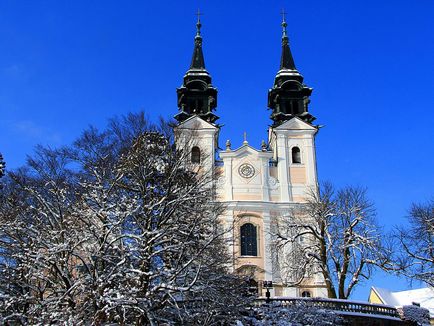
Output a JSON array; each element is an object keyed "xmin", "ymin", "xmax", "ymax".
[{"xmin": 238, "ymin": 163, "xmax": 255, "ymax": 178}]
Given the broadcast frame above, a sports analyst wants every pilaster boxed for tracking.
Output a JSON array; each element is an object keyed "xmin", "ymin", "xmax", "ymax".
[
  {"xmin": 224, "ymin": 158, "xmax": 233, "ymax": 200},
  {"xmin": 263, "ymin": 211, "xmax": 273, "ymax": 281},
  {"xmin": 262, "ymin": 159, "xmax": 270, "ymax": 201},
  {"xmin": 276, "ymin": 133, "xmax": 291, "ymax": 202}
]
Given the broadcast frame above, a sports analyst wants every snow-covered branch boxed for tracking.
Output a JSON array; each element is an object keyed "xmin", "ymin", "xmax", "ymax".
[{"xmin": 271, "ymin": 182, "xmax": 389, "ymax": 299}]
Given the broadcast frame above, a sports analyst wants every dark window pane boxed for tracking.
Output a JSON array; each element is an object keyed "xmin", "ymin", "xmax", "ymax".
[
  {"xmin": 292, "ymin": 147, "xmax": 301, "ymax": 164},
  {"xmin": 191, "ymin": 146, "xmax": 201, "ymax": 164},
  {"xmin": 241, "ymin": 223, "xmax": 258, "ymax": 256}
]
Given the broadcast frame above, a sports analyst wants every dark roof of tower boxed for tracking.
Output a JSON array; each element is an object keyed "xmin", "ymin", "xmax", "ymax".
[
  {"xmin": 274, "ymin": 14, "xmax": 303, "ymax": 85},
  {"xmin": 280, "ymin": 18, "xmax": 296, "ymax": 70},
  {"xmin": 175, "ymin": 14, "xmax": 219, "ymax": 124},
  {"xmin": 190, "ymin": 18, "xmax": 206, "ymax": 70},
  {"xmin": 267, "ymin": 12, "xmax": 316, "ymax": 126}
]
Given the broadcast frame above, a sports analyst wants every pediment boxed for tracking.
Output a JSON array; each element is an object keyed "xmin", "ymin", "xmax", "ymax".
[
  {"xmin": 274, "ymin": 117, "xmax": 317, "ymax": 131},
  {"xmin": 176, "ymin": 115, "xmax": 218, "ymax": 130},
  {"xmin": 233, "ymin": 144, "xmax": 261, "ymax": 156},
  {"xmin": 219, "ymin": 143, "xmax": 272, "ymax": 160}
]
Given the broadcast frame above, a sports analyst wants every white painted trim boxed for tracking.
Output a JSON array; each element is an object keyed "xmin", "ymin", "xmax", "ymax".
[{"xmin": 263, "ymin": 211, "xmax": 273, "ymax": 281}]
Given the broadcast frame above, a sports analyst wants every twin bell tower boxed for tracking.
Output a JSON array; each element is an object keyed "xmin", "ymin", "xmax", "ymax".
[{"xmin": 174, "ymin": 12, "xmax": 326, "ymax": 298}]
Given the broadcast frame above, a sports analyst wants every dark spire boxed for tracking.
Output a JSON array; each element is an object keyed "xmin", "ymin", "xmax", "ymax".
[
  {"xmin": 267, "ymin": 11, "xmax": 315, "ymax": 126},
  {"xmin": 280, "ymin": 12, "xmax": 296, "ymax": 70},
  {"xmin": 190, "ymin": 10, "xmax": 206, "ymax": 69},
  {"xmin": 175, "ymin": 11, "xmax": 219, "ymax": 124}
]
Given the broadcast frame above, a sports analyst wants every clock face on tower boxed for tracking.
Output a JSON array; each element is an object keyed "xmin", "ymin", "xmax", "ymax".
[{"xmin": 238, "ymin": 163, "xmax": 255, "ymax": 179}]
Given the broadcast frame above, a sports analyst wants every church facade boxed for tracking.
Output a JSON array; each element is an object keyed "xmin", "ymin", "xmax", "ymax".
[{"xmin": 174, "ymin": 17, "xmax": 328, "ymax": 298}]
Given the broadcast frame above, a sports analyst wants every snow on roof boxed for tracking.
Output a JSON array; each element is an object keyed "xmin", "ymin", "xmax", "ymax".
[
  {"xmin": 372, "ymin": 287, "xmax": 434, "ymax": 317},
  {"xmin": 373, "ymin": 287, "xmax": 400, "ymax": 306}
]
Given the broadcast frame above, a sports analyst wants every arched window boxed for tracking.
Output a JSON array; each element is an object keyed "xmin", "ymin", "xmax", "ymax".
[
  {"xmin": 302, "ymin": 291, "xmax": 311, "ymax": 298},
  {"xmin": 240, "ymin": 223, "xmax": 258, "ymax": 256},
  {"xmin": 191, "ymin": 146, "xmax": 201, "ymax": 164},
  {"xmin": 292, "ymin": 146, "xmax": 301, "ymax": 164}
]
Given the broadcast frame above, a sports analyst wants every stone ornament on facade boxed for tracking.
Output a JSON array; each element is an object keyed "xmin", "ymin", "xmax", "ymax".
[
  {"xmin": 268, "ymin": 176, "xmax": 279, "ymax": 190},
  {"xmin": 217, "ymin": 176, "xmax": 226, "ymax": 186},
  {"xmin": 238, "ymin": 163, "xmax": 255, "ymax": 179}
]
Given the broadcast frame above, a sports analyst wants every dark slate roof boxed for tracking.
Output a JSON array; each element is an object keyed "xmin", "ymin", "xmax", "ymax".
[
  {"xmin": 280, "ymin": 19, "xmax": 296, "ymax": 70},
  {"xmin": 190, "ymin": 20, "xmax": 205, "ymax": 70}
]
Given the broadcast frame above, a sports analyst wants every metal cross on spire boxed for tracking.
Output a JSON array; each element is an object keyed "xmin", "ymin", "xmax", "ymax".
[
  {"xmin": 196, "ymin": 8, "xmax": 203, "ymax": 36},
  {"xmin": 196, "ymin": 8, "xmax": 203, "ymax": 22},
  {"xmin": 281, "ymin": 8, "xmax": 287, "ymax": 22},
  {"xmin": 281, "ymin": 8, "xmax": 288, "ymax": 38}
]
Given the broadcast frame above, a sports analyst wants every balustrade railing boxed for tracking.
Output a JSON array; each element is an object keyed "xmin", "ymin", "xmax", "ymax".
[{"xmin": 254, "ymin": 297, "xmax": 400, "ymax": 319}]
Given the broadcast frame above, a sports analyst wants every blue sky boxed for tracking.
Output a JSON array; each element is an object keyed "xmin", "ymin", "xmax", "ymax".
[{"xmin": 1, "ymin": 1, "xmax": 433, "ymax": 300}]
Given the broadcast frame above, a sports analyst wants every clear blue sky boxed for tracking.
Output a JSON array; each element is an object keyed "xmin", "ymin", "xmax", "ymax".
[{"xmin": 1, "ymin": 0, "xmax": 433, "ymax": 300}]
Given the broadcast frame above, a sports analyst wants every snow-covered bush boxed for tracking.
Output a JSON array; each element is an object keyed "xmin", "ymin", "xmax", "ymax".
[
  {"xmin": 240, "ymin": 301, "xmax": 346, "ymax": 326},
  {"xmin": 399, "ymin": 305, "xmax": 430, "ymax": 326}
]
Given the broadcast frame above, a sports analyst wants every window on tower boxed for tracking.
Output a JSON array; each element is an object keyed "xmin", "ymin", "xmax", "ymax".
[
  {"xmin": 191, "ymin": 146, "xmax": 201, "ymax": 164},
  {"xmin": 292, "ymin": 146, "xmax": 301, "ymax": 164},
  {"xmin": 240, "ymin": 223, "xmax": 258, "ymax": 256}
]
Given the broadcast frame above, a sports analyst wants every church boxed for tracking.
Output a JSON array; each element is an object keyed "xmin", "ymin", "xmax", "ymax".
[{"xmin": 174, "ymin": 16, "xmax": 328, "ymax": 298}]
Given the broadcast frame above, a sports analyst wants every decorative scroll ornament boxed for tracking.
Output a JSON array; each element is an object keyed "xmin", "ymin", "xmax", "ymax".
[
  {"xmin": 217, "ymin": 176, "xmax": 226, "ymax": 186},
  {"xmin": 268, "ymin": 177, "xmax": 279, "ymax": 189}
]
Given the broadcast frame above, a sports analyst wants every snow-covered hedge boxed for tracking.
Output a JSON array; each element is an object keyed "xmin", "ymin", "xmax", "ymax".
[
  {"xmin": 399, "ymin": 305, "xmax": 430, "ymax": 326},
  {"xmin": 238, "ymin": 301, "xmax": 346, "ymax": 326}
]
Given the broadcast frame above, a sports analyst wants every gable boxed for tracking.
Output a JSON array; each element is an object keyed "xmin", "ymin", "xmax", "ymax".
[
  {"xmin": 274, "ymin": 117, "xmax": 317, "ymax": 131},
  {"xmin": 176, "ymin": 115, "xmax": 218, "ymax": 131},
  {"xmin": 219, "ymin": 143, "xmax": 273, "ymax": 161},
  {"xmin": 369, "ymin": 288, "xmax": 386, "ymax": 304}
]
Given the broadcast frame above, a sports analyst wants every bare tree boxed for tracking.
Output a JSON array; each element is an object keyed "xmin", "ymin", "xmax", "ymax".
[
  {"xmin": 272, "ymin": 182, "xmax": 390, "ymax": 299},
  {"xmin": 395, "ymin": 199, "xmax": 434, "ymax": 287},
  {"xmin": 0, "ymin": 146, "xmax": 81, "ymax": 323},
  {"xmin": 0, "ymin": 113, "xmax": 249, "ymax": 325}
]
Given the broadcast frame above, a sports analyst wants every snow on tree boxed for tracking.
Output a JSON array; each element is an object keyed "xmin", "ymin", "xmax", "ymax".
[
  {"xmin": 0, "ymin": 153, "xmax": 5, "ymax": 178},
  {"xmin": 271, "ymin": 182, "xmax": 391, "ymax": 299},
  {"xmin": 395, "ymin": 199, "xmax": 434, "ymax": 287},
  {"xmin": 0, "ymin": 146, "xmax": 82, "ymax": 323},
  {"xmin": 0, "ymin": 113, "xmax": 250, "ymax": 324}
]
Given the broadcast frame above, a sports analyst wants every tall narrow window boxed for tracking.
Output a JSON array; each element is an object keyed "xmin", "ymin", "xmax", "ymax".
[
  {"xmin": 240, "ymin": 223, "xmax": 258, "ymax": 256},
  {"xmin": 292, "ymin": 146, "xmax": 301, "ymax": 164},
  {"xmin": 191, "ymin": 146, "xmax": 201, "ymax": 164}
]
